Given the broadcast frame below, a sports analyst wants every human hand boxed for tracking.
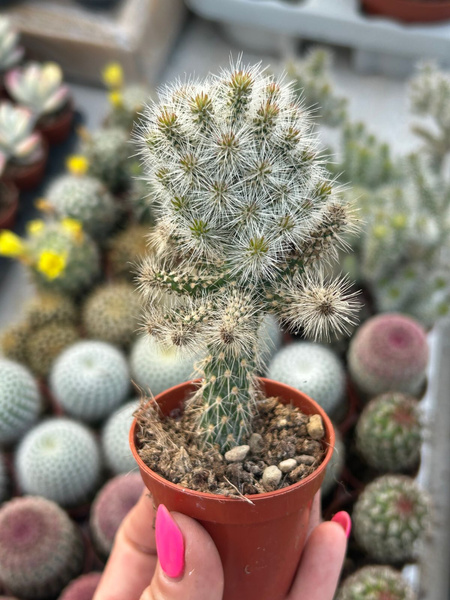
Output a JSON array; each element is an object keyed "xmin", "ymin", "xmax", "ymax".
[{"xmin": 93, "ymin": 489, "xmax": 350, "ymax": 600}]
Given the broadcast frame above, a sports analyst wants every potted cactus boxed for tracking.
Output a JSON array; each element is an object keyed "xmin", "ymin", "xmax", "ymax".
[
  {"xmin": 5, "ymin": 62, "xmax": 73, "ymax": 145},
  {"xmin": 129, "ymin": 61, "xmax": 358, "ymax": 600},
  {"xmin": 0, "ymin": 102, "xmax": 48, "ymax": 191},
  {"xmin": 0, "ymin": 16, "xmax": 23, "ymax": 96}
]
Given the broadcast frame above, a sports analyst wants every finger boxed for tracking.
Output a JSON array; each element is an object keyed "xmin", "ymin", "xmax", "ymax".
[
  {"xmin": 288, "ymin": 521, "xmax": 347, "ymax": 600},
  {"xmin": 141, "ymin": 506, "xmax": 224, "ymax": 600},
  {"xmin": 94, "ymin": 490, "xmax": 158, "ymax": 600}
]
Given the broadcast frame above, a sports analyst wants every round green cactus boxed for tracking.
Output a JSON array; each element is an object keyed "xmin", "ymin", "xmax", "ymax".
[
  {"xmin": 102, "ymin": 399, "xmax": 140, "ymax": 475},
  {"xmin": 0, "ymin": 496, "xmax": 84, "ymax": 599},
  {"xmin": 348, "ymin": 313, "xmax": 428, "ymax": 397},
  {"xmin": 107, "ymin": 224, "xmax": 150, "ymax": 281},
  {"xmin": 106, "ymin": 84, "xmax": 149, "ymax": 131},
  {"xmin": 353, "ymin": 475, "xmax": 431, "ymax": 564},
  {"xmin": 50, "ymin": 341, "xmax": 130, "ymax": 424},
  {"xmin": 46, "ymin": 173, "xmax": 118, "ymax": 238},
  {"xmin": 130, "ymin": 335, "xmax": 197, "ymax": 397},
  {"xmin": 0, "ymin": 358, "xmax": 41, "ymax": 446},
  {"xmin": 82, "ymin": 282, "xmax": 141, "ymax": 347},
  {"xmin": 336, "ymin": 565, "xmax": 416, "ymax": 600},
  {"xmin": 0, "ymin": 320, "xmax": 29, "ymax": 364},
  {"xmin": 25, "ymin": 321, "xmax": 80, "ymax": 378},
  {"xmin": 15, "ymin": 418, "xmax": 102, "ymax": 507},
  {"xmin": 90, "ymin": 473, "xmax": 143, "ymax": 559},
  {"xmin": 0, "ymin": 453, "xmax": 9, "ymax": 503},
  {"xmin": 82, "ymin": 127, "xmax": 131, "ymax": 192},
  {"xmin": 356, "ymin": 392, "xmax": 422, "ymax": 473},
  {"xmin": 25, "ymin": 292, "xmax": 77, "ymax": 328},
  {"xmin": 58, "ymin": 572, "xmax": 103, "ymax": 600},
  {"xmin": 267, "ymin": 342, "xmax": 346, "ymax": 415}
]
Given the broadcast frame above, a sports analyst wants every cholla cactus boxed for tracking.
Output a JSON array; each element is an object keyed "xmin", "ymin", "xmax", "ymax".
[
  {"xmin": 136, "ymin": 60, "xmax": 358, "ymax": 450},
  {"xmin": 5, "ymin": 62, "xmax": 70, "ymax": 120},
  {"xmin": 287, "ymin": 48, "xmax": 347, "ymax": 128},
  {"xmin": 0, "ymin": 102, "xmax": 42, "ymax": 174},
  {"xmin": 0, "ymin": 17, "xmax": 23, "ymax": 73}
]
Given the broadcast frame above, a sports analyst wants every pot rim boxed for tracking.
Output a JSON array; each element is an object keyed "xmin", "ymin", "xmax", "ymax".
[{"xmin": 130, "ymin": 377, "xmax": 335, "ymax": 503}]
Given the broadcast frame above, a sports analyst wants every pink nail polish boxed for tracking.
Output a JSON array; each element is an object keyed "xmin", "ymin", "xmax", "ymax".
[
  {"xmin": 155, "ymin": 504, "xmax": 185, "ymax": 578},
  {"xmin": 331, "ymin": 511, "xmax": 352, "ymax": 538}
]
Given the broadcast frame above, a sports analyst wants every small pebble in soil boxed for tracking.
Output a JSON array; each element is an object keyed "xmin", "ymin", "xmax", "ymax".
[
  {"xmin": 279, "ymin": 458, "xmax": 298, "ymax": 473},
  {"xmin": 306, "ymin": 415, "xmax": 325, "ymax": 440},
  {"xmin": 288, "ymin": 464, "xmax": 310, "ymax": 483},
  {"xmin": 295, "ymin": 454, "xmax": 316, "ymax": 466},
  {"xmin": 262, "ymin": 465, "xmax": 282, "ymax": 490},
  {"xmin": 224, "ymin": 445, "xmax": 250, "ymax": 462},
  {"xmin": 249, "ymin": 433, "xmax": 264, "ymax": 455}
]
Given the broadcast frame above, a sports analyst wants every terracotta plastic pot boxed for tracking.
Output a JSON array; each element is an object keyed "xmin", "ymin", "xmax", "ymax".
[
  {"xmin": 4, "ymin": 137, "xmax": 49, "ymax": 192},
  {"xmin": 130, "ymin": 378, "xmax": 335, "ymax": 600},
  {"xmin": 362, "ymin": 0, "xmax": 450, "ymax": 22},
  {"xmin": 37, "ymin": 100, "xmax": 74, "ymax": 146},
  {"xmin": 0, "ymin": 180, "xmax": 19, "ymax": 230}
]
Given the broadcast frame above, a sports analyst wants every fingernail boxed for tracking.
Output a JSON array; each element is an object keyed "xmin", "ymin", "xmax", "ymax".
[
  {"xmin": 155, "ymin": 504, "xmax": 185, "ymax": 578},
  {"xmin": 331, "ymin": 511, "xmax": 352, "ymax": 538}
]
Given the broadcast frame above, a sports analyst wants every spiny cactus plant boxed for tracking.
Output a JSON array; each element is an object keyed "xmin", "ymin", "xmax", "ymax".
[
  {"xmin": 15, "ymin": 418, "xmax": 102, "ymax": 507},
  {"xmin": 107, "ymin": 223, "xmax": 151, "ymax": 281},
  {"xmin": 50, "ymin": 341, "xmax": 130, "ymax": 424},
  {"xmin": 24, "ymin": 292, "xmax": 77, "ymax": 328},
  {"xmin": 336, "ymin": 565, "xmax": 416, "ymax": 600},
  {"xmin": 90, "ymin": 473, "xmax": 143, "ymax": 559},
  {"xmin": 44, "ymin": 157, "xmax": 118, "ymax": 238},
  {"xmin": 348, "ymin": 313, "xmax": 428, "ymax": 397},
  {"xmin": 0, "ymin": 496, "xmax": 84, "ymax": 600},
  {"xmin": 0, "ymin": 17, "xmax": 23, "ymax": 74},
  {"xmin": 25, "ymin": 321, "xmax": 80, "ymax": 378},
  {"xmin": 356, "ymin": 392, "xmax": 422, "ymax": 473},
  {"xmin": 287, "ymin": 48, "xmax": 347, "ymax": 128},
  {"xmin": 0, "ymin": 452, "xmax": 9, "ymax": 503},
  {"xmin": 321, "ymin": 426, "xmax": 345, "ymax": 496},
  {"xmin": 82, "ymin": 282, "xmax": 141, "ymax": 347},
  {"xmin": 135, "ymin": 60, "xmax": 358, "ymax": 450},
  {"xmin": 58, "ymin": 572, "xmax": 103, "ymax": 600},
  {"xmin": 0, "ymin": 219, "xmax": 101, "ymax": 296},
  {"xmin": 0, "ymin": 319, "xmax": 29, "ymax": 364},
  {"xmin": 0, "ymin": 358, "xmax": 41, "ymax": 446},
  {"xmin": 102, "ymin": 399, "xmax": 140, "ymax": 475},
  {"xmin": 130, "ymin": 335, "xmax": 198, "ymax": 397},
  {"xmin": 353, "ymin": 475, "xmax": 432, "ymax": 564},
  {"xmin": 80, "ymin": 127, "xmax": 132, "ymax": 192},
  {"xmin": 267, "ymin": 342, "xmax": 346, "ymax": 415}
]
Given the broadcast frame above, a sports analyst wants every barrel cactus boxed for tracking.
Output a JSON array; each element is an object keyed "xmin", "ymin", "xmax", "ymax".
[
  {"xmin": 348, "ymin": 313, "xmax": 428, "ymax": 397},
  {"xmin": 15, "ymin": 418, "xmax": 102, "ymax": 507},
  {"xmin": 267, "ymin": 342, "xmax": 346, "ymax": 415},
  {"xmin": 336, "ymin": 565, "xmax": 416, "ymax": 600},
  {"xmin": 0, "ymin": 496, "xmax": 84, "ymax": 599},
  {"xmin": 356, "ymin": 392, "xmax": 422, "ymax": 473},
  {"xmin": 353, "ymin": 475, "xmax": 431, "ymax": 564},
  {"xmin": 0, "ymin": 358, "xmax": 41, "ymax": 446},
  {"xmin": 107, "ymin": 224, "xmax": 150, "ymax": 281},
  {"xmin": 81, "ymin": 127, "xmax": 131, "ymax": 192},
  {"xmin": 0, "ymin": 320, "xmax": 29, "ymax": 364},
  {"xmin": 101, "ymin": 399, "xmax": 140, "ymax": 475},
  {"xmin": 90, "ymin": 473, "xmax": 143, "ymax": 559},
  {"xmin": 25, "ymin": 322, "xmax": 80, "ymax": 378},
  {"xmin": 50, "ymin": 341, "xmax": 130, "ymax": 424},
  {"xmin": 58, "ymin": 572, "xmax": 103, "ymax": 600},
  {"xmin": 24, "ymin": 292, "xmax": 77, "ymax": 328},
  {"xmin": 82, "ymin": 282, "xmax": 141, "ymax": 347}
]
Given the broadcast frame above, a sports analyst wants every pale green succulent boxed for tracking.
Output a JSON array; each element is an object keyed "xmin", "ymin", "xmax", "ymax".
[{"xmin": 0, "ymin": 17, "xmax": 23, "ymax": 73}]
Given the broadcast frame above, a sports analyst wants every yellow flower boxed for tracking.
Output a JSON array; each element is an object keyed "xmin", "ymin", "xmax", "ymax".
[
  {"xmin": 0, "ymin": 231, "xmax": 25, "ymax": 257},
  {"xmin": 37, "ymin": 250, "xmax": 67, "ymax": 280},
  {"xmin": 102, "ymin": 62, "xmax": 124, "ymax": 90},
  {"xmin": 66, "ymin": 155, "xmax": 89, "ymax": 176},
  {"xmin": 27, "ymin": 220, "xmax": 45, "ymax": 236},
  {"xmin": 108, "ymin": 90, "xmax": 123, "ymax": 108},
  {"xmin": 61, "ymin": 218, "xmax": 83, "ymax": 242}
]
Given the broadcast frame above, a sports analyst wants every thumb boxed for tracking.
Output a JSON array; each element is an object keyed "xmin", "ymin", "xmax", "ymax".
[{"xmin": 141, "ymin": 505, "xmax": 224, "ymax": 600}]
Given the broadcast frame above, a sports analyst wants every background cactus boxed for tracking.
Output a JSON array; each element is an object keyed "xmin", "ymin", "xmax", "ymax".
[
  {"xmin": 24, "ymin": 292, "xmax": 77, "ymax": 328},
  {"xmin": 0, "ymin": 358, "xmax": 41, "ymax": 446},
  {"xmin": 25, "ymin": 321, "xmax": 80, "ymax": 378},
  {"xmin": 58, "ymin": 572, "xmax": 103, "ymax": 600},
  {"xmin": 105, "ymin": 84, "xmax": 150, "ymax": 131},
  {"xmin": 130, "ymin": 335, "xmax": 197, "ymax": 397},
  {"xmin": 135, "ymin": 60, "xmax": 358, "ymax": 450},
  {"xmin": 0, "ymin": 496, "xmax": 84, "ymax": 599},
  {"xmin": 15, "ymin": 418, "xmax": 102, "ymax": 507},
  {"xmin": 101, "ymin": 399, "xmax": 140, "ymax": 475},
  {"xmin": 107, "ymin": 224, "xmax": 151, "ymax": 281},
  {"xmin": 0, "ymin": 453, "xmax": 9, "ymax": 503},
  {"xmin": 0, "ymin": 320, "xmax": 29, "ymax": 364},
  {"xmin": 50, "ymin": 341, "xmax": 130, "ymax": 424},
  {"xmin": 356, "ymin": 392, "xmax": 422, "ymax": 473},
  {"xmin": 321, "ymin": 426, "xmax": 345, "ymax": 496},
  {"xmin": 336, "ymin": 565, "xmax": 416, "ymax": 600},
  {"xmin": 267, "ymin": 342, "xmax": 346, "ymax": 416},
  {"xmin": 82, "ymin": 282, "xmax": 141, "ymax": 347},
  {"xmin": 90, "ymin": 473, "xmax": 143, "ymax": 559},
  {"xmin": 348, "ymin": 313, "xmax": 428, "ymax": 397},
  {"xmin": 353, "ymin": 475, "xmax": 431, "ymax": 564},
  {"xmin": 0, "ymin": 17, "xmax": 23, "ymax": 74}
]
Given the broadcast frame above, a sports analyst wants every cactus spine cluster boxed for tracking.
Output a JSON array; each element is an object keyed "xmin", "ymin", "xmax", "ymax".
[
  {"xmin": 336, "ymin": 566, "xmax": 416, "ymax": 600},
  {"xmin": 356, "ymin": 392, "xmax": 422, "ymax": 473},
  {"xmin": 136, "ymin": 60, "xmax": 358, "ymax": 450},
  {"xmin": 353, "ymin": 475, "xmax": 431, "ymax": 564},
  {"xmin": 0, "ymin": 496, "xmax": 84, "ymax": 599}
]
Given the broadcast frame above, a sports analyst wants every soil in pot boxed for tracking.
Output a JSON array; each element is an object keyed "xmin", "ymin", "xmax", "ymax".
[
  {"xmin": 37, "ymin": 100, "xmax": 74, "ymax": 146},
  {"xmin": 362, "ymin": 0, "xmax": 450, "ymax": 23},
  {"xmin": 0, "ymin": 180, "xmax": 19, "ymax": 230}
]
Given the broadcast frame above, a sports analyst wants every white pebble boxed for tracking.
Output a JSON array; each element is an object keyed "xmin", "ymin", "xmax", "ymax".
[
  {"xmin": 224, "ymin": 445, "xmax": 250, "ymax": 462},
  {"xmin": 279, "ymin": 459, "xmax": 298, "ymax": 473},
  {"xmin": 307, "ymin": 414, "xmax": 325, "ymax": 440},
  {"xmin": 262, "ymin": 465, "xmax": 282, "ymax": 490}
]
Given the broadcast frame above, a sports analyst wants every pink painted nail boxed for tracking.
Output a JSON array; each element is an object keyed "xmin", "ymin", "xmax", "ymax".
[
  {"xmin": 331, "ymin": 511, "xmax": 352, "ymax": 538},
  {"xmin": 155, "ymin": 504, "xmax": 185, "ymax": 578}
]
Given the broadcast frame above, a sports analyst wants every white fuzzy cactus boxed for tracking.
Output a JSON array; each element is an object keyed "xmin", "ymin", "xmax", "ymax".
[{"xmin": 136, "ymin": 60, "xmax": 359, "ymax": 450}]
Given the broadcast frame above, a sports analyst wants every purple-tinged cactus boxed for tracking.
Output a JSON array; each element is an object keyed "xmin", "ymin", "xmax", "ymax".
[
  {"xmin": 90, "ymin": 473, "xmax": 143, "ymax": 559},
  {"xmin": 0, "ymin": 496, "xmax": 84, "ymax": 599},
  {"xmin": 58, "ymin": 572, "xmax": 103, "ymax": 600},
  {"xmin": 348, "ymin": 313, "xmax": 428, "ymax": 397}
]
